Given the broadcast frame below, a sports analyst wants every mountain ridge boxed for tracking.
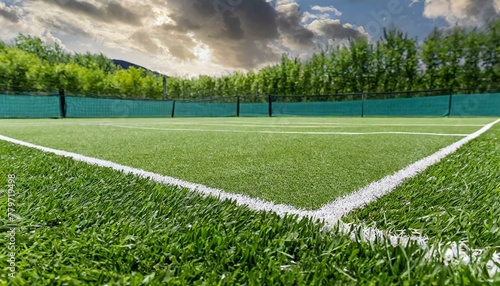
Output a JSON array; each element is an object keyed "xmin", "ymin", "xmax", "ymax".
[{"xmin": 112, "ymin": 59, "xmax": 169, "ymax": 77}]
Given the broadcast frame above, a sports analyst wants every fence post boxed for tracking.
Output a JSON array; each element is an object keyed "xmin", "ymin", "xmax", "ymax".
[
  {"xmin": 268, "ymin": 94, "xmax": 273, "ymax": 117},
  {"xmin": 361, "ymin": 93, "xmax": 366, "ymax": 118},
  {"xmin": 236, "ymin": 96, "xmax": 240, "ymax": 117},
  {"xmin": 171, "ymin": 100, "xmax": 176, "ymax": 118},
  {"xmin": 447, "ymin": 88, "xmax": 454, "ymax": 117},
  {"xmin": 59, "ymin": 89, "xmax": 66, "ymax": 118}
]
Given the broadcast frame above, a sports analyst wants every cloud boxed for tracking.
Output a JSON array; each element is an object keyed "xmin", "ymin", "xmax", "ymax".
[
  {"xmin": 36, "ymin": 0, "xmax": 149, "ymax": 25},
  {"xmin": 409, "ymin": 0, "xmax": 420, "ymax": 7},
  {"xmin": 276, "ymin": 2, "xmax": 315, "ymax": 48},
  {"xmin": 1, "ymin": 0, "xmax": 367, "ymax": 75},
  {"xmin": 130, "ymin": 30, "xmax": 163, "ymax": 55},
  {"xmin": 0, "ymin": 3, "xmax": 20, "ymax": 23},
  {"xmin": 424, "ymin": 0, "xmax": 500, "ymax": 26},
  {"xmin": 311, "ymin": 5, "xmax": 342, "ymax": 16},
  {"xmin": 308, "ymin": 19, "xmax": 366, "ymax": 41},
  {"xmin": 0, "ymin": 3, "xmax": 37, "ymax": 42}
]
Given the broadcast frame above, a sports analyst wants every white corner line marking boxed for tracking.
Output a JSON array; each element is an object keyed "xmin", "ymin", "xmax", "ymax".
[
  {"xmin": 313, "ymin": 118, "xmax": 500, "ymax": 225},
  {"xmin": 0, "ymin": 118, "xmax": 498, "ymax": 275}
]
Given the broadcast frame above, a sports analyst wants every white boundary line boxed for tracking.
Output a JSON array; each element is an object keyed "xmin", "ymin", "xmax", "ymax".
[
  {"xmin": 140, "ymin": 122, "xmax": 487, "ymax": 127},
  {"xmin": 97, "ymin": 124, "xmax": 469, "ymax": 137},
  {"xmin": 88, "ymin": 122, "xmax": 486, "ymax": 128},
  {"xmin": 80, "ymin": 123, "xmax": 480, "ymax": 129},
  {"xmin": 153, "ymin": 120, "xmax": 487, "ymax": 127},
  {"xmin": 0, "ymin": 120, "xmax": 486, "ymax": 128},
  {"xmin": 0, "ymin": 118, "xmax": 498, "ymax": 275}
]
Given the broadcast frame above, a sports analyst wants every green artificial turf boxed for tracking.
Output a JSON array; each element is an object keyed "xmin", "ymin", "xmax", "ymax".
[
  {"xmin": 343, "ymin": 124, "xmax": 500, "ymax": 249},
  {"xmin": 0, "ymin": 141, "xmax": 498, "ymax": 285},
  {"xmin": 0, "ymin": 117, "xmax": 484, "ymax": 209}
]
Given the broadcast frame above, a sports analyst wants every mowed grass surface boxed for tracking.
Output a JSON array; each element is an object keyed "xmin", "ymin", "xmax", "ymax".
[
  {"xmin": 0, "ymin": 141, "xmax": 498, "ymax": 285},
  {"xmin": 0, "ymin": 117, "xmax": 490, "ymax": 209},
  {"xmin": 344, "ymin": 124, "xmax": 500, "ymax": 249}
]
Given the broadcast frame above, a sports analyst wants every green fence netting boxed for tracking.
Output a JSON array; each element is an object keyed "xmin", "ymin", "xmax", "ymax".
[
  {"xmin": 66, "ymin": 96, "xmax": 173, "ymax": 118},
  {"xmin": 450, "ymin": 93, "xmax": 500, "ymax": 116},
  {"xmin": 273, "ymin": 101, "xmax": 363, "ymax": 117},
  {"xmin": 1, "ymin": 92, "xmax": 498, "ymax": 118},
  {"xmin": 173, "ymin": 102, "xmax": 237, "ymax": 117},
  {"xmin": 0, "ymin": 94, "xmax": 61, "ymax": 118},
  {"xmin": 240, "ymin": 103, "xmax": 269, "ymax": 117},
  {"xmin": 363, "ymin": 95, "xmax": 451, "ymax": 117}
]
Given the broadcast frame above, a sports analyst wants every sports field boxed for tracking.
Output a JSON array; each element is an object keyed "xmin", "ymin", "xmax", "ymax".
[{"xmin": 0, "ymin": 117, "xmax": 499, "ymax": 284}]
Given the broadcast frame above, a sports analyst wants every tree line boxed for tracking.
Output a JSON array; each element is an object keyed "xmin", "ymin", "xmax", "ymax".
[
  {"xmin": 1, "ymin": 20, "xmax": 499, "ymax": 100},
  {"xmin": 0, "ymin": 34, "xmax": 163, "ymax": 98},
  {"xmin": 167, "ymin": 20, "xmax": 500, "ymax": 98}
]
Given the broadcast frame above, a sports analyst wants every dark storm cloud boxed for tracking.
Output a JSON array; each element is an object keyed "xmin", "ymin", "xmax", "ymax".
[
  {"xmin": 168, "ymin": 45, "xmax": 196, "ymax": 60},
  {"xmin": 162, "ymin": 0, "xmax": 281, "ymax": 67},
  {"xmin": 106, "ymin": 2, "xmax": 144, "ymax": 25},
  {"xmin": 191, "ymin": 0, "xmax": 217, "ymax": 18},
  {"xmin": 166, "ymin": 15, "xmax": 201, "ymax": 32},
  {"xmin": 131, "ymin": 30, "xmax": 162, "ymax": 55},
  {"xmin": 38, "ymin": 0, "xmax": 145, "ymax": 25},
  {"xmin": 149, "ymin": 24, "xmax": 199, "ymax": 60},
  {"xmin": 208, "ymin": 39, "xmax": 278, "ymax": 68},
  {"xmin": 319, "ymin": 21, "xmax": 364, "ymax": 40},
  {"xmin": 276, "ymin": 2, "xmax": 314, "ymax": 46},
  {"xmin": 39, "ymin": 16, "xmax": 93, "ymax": 38},
  {"xmin": 237, "ymin": 0, "xmax": 279, "ymax": 39},
  {"xmin": 0, "ymin": 5, "xmax": 19, "ymax": 23},
  {"xmin": 160, "ymin": 0, "xmax": 365, "ymax": 67},
  {"xmin": 166, "ymin": 0, "xmax": 278, "ymax": 41},
  {"xmin": 464, "ymin": 0, "xmax": 499, "ymax": 23},
  {"xmin": 221, "ymin": 13, "xmax": 244, "ymax": 40},
  {"xmin": 23, "ymin": 0, "xmax": 366, "ymax": 69}
]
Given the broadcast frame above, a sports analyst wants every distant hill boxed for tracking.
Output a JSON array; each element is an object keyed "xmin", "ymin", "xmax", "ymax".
[{"xmin": 112, "ymin": 59, "xmax": 168, "ymax": 77}]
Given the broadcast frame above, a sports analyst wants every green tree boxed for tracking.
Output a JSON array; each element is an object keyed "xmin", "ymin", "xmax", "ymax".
[
  {"xmin": 14, "ymin": 34, "xmax": 70, "ymax": 64},
  {"xmin": 482, "ymin": 19, "xmax": 500, "ymax": 88},
  {"xmin": 422, "ymin": 28, "xmax": 442, "ymax": 89},
  {"xmin": 349, "ymin": 38, "xmax": 373, "ymax": 93},
  {"xmin": 461, "ymin": 29, "xmax": 483, "ymax": 89}
]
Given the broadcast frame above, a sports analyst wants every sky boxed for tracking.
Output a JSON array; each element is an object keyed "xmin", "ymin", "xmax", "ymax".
[{"xmin": 0, "ymin": 0, "xmax": 499, "ymax": 76}]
